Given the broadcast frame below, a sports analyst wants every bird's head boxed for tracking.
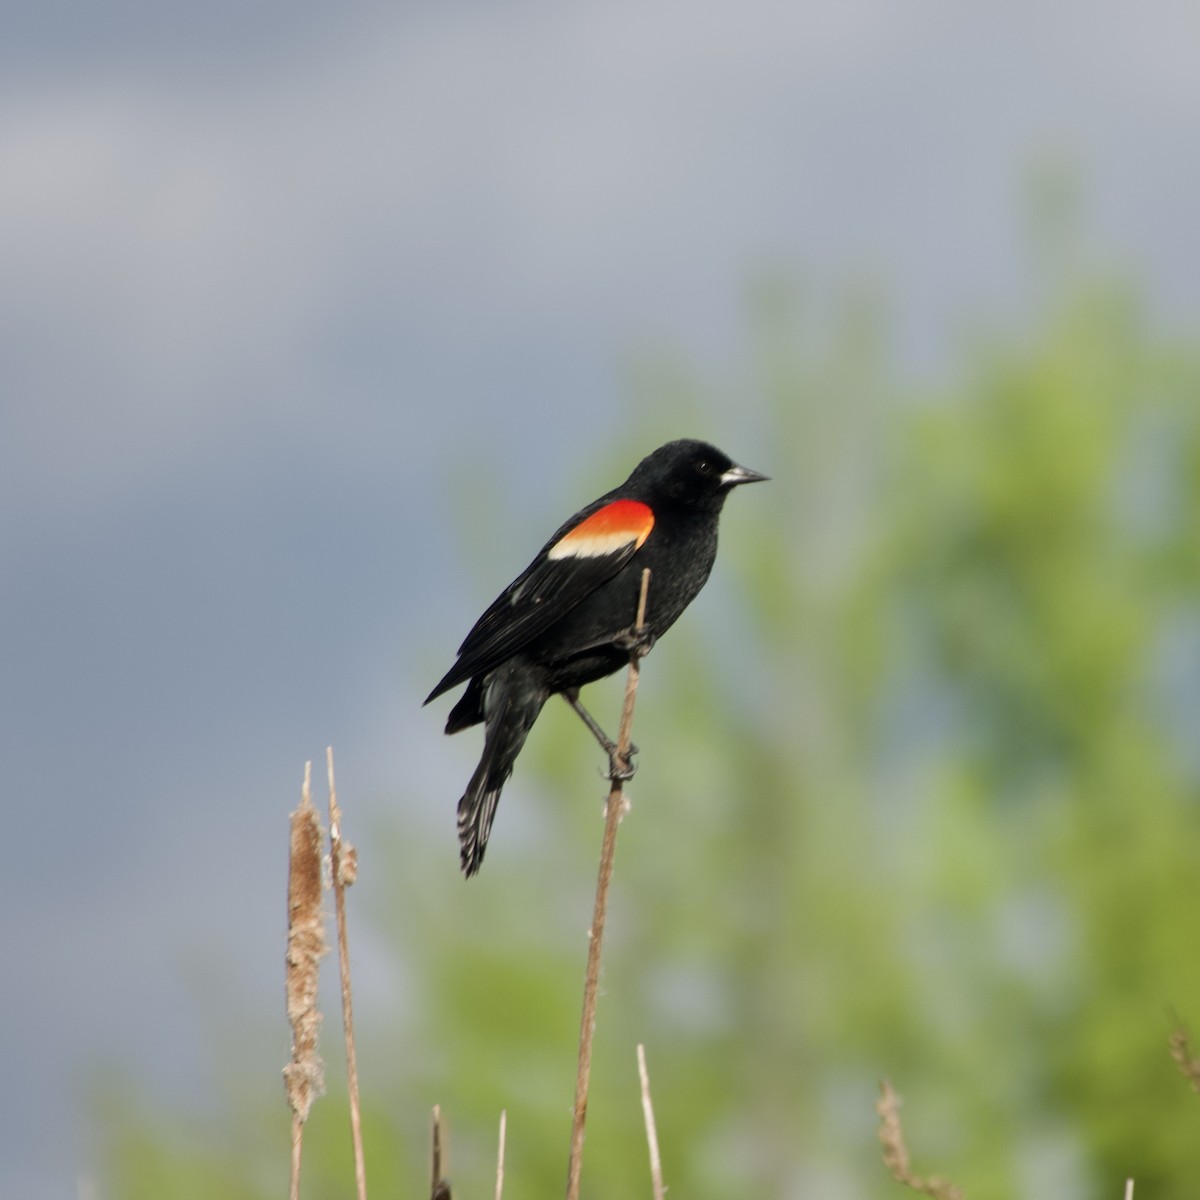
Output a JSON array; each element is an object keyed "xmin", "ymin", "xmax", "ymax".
[{"xmin": 630, "ymin": 439, "xmax": 769, "ymax": 509}]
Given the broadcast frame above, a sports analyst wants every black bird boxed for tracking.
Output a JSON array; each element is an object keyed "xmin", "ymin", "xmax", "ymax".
[{"xmin": 426, "ymin": 438, "xmax": 767, "ymax": 876}]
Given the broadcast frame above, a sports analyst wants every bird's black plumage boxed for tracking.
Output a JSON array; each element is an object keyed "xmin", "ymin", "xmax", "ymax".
[{"xmin": 426, "ymin": 438, "xmax": 767, "ymax": 875}]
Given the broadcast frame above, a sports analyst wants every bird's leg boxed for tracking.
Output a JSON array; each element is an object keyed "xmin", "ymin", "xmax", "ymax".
[{"xmin": 562, "ymin": 689, "xmax": 638, "ymax": 780}]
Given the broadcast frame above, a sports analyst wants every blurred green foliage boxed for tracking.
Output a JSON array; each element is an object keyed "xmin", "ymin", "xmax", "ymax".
[{"xmin": 104, "ymin": 252, "xmax": 1200, "ymax": 1197}]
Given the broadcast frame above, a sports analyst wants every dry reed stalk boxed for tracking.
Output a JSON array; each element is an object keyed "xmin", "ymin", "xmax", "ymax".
[
  {"xmin": 326, "ymin": 746, "xmax": 367, "ymax": 1200},
  {"xmin": 495, "ymin": 1109, "xmax": 507, "ymax": 1200},
  {"xmin": 1169, "ymin": 1020, "xmax": 1200, "ymax": 1094},
  {"xmin": 876, "ymin": 1080, "xmax": 963, "ymax": 1200},
  {"xmin": 284, "ymin": 763, "xmax": 328, "ymax": 1200},
  {"xmin": 431, "ymin": 1105, "xmax": 452, "ymax": 1199},
  {"xmin": 637, "ymin": 1043, "xmax": 665, "ymax": 1200},
  {"xmin": 565, "ymin": 568, "xmax": 651, "ymax": 1200}
]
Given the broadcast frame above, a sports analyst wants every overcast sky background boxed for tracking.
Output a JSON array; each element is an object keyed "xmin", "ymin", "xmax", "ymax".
[{"xmin": 3, "ymin": 2, "xmax": 1200, "ymax": 1196}]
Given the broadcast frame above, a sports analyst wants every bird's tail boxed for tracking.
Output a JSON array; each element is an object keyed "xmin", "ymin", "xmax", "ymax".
[{"xmin": 457, "ymin": 664, "xmax": 548, "ymax": 877}]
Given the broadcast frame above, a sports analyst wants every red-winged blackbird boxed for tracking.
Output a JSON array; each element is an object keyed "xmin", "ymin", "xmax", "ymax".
[{"xmin": 426, "ymin": 438, "xmax": 767, "ymax": 876}]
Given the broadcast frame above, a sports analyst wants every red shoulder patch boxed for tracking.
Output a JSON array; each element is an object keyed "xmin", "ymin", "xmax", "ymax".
[{"xmin": 547, "ymin": 499, "xmax": 654, "ymax": 560}]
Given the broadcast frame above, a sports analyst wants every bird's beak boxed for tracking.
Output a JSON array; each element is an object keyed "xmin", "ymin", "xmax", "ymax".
[{"xmin": 720, "ymin": 463, "xmax": 770, "ymax": 487}]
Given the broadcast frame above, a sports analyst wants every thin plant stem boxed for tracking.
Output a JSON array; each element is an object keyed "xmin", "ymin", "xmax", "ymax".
[
  {"xmin": 290, "ymin": 1115, "xmax": 304, "ymax": 1200},
  {"xmin": 495, "ymin": 1110, "xmax": 507, "ymax": 1200},
  {"xmin": 876, "ymin": 1079, "xmax": 963, "ymax": 1200},
  {"xmin": 327, "ymin": 747, "xmax": 367, "ymax": 1200},
  {"xmin": 565, "ymin": 568, "xmax": 651, "ymax": 1200},
  {"xmin": 1169, "ymin": 1017, "xmax": 1200, "ymax": 1093},
  {"xmin": 431, "ymin": 1105, "xmax": 451, "ymax": 1199},
  {"xmin": 637, "ymin": 1044, "xmax": 665, "ymax": 1200}
]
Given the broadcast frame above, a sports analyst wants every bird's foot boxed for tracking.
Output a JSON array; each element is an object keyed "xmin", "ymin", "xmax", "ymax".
[
  {"xmin": 563, "ymin": 688, "xmax": 639, "ymax": 781},
  {"xmin": 613, "ymin": 622, "xmax": 656, "ymax": 659},
  {"xmin": 606, "ymin": 744, "xmax": 638, "ymax": 783}
]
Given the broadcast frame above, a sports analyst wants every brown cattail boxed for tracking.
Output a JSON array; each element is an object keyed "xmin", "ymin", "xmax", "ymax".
[{"xmin": 284, "ymin": 764, "xmax": 328, "ymax": 1123}]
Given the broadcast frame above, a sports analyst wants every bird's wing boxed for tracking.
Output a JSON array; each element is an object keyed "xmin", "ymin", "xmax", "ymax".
[{"xmin": 425, "ymin": 498, "xmax": 654, "ymax": 702}]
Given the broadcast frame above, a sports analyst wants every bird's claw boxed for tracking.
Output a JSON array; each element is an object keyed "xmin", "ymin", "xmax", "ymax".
[
  {"xmin": 614, "ymin": 623, "xmax": 656, "ymax": 659},
  {"xmin": 606, "ymin": 745, "xmax": 638, "ymax": 782}
]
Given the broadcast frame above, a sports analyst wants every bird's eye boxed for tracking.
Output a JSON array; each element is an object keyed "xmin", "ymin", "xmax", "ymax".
[{"xmin": 696, "ymin": 459, "xmax": 711, "ymax": 474}]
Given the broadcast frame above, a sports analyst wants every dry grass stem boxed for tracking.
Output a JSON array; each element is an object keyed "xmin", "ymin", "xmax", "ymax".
[
  {"xmin": 495, "ymin": 1110, "xmax": 507, "ymax": 1200},
  {"xmin": 1169, "ymin": 1020, "xmax": 1200, "ymax": 1094},
  {"xmin": 289, "ymin": 1118, "xmax": 304, "ymax": 1200},
  {"xmin": 637, "ymin": 1044, "xmax": 665, "ymax": 1200},
  {"xmin": 326, "ymin": 746, "xmax": 368, "ymax": 1200},
  {"xmin": 565, "ymin": 568, "xmax": 652, "ymax": 1200},
  {"xmin": 431, "ymin": 1105, "xmax": 452, "ymax": 1200},
  {"xmin": 285, "ymin": 763, "xmax": 328, "ymax": 1200},
  {"xmin": 876, "ymin": 1080, "xmax": 963, "ymax": 1200},
  {"xmin": 1124, "ymin": 1179, "xmax": 1135, "ymax": 1200}
]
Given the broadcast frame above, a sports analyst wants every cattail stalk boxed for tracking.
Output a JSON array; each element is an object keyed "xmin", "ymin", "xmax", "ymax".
[{"xmin": 327, "ymin": 746, "xmax": 367, "ymax": 1200}]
